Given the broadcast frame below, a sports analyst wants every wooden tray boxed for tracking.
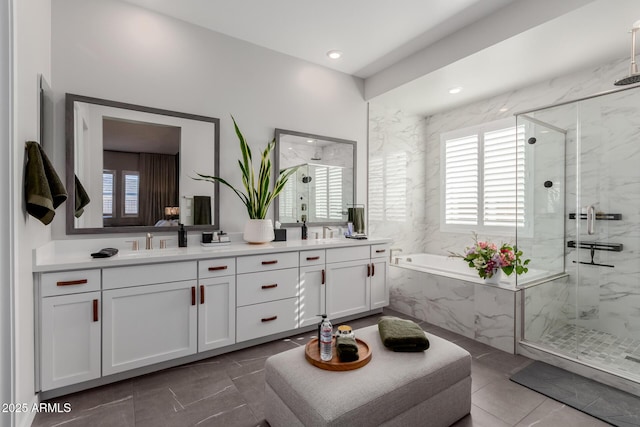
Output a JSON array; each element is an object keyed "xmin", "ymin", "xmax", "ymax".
[{"xmin": 305, "ymin": 338, "xmax": 372, "ymax": 371}]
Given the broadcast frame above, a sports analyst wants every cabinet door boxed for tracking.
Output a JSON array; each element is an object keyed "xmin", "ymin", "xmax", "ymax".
[
  {"xmin": 41, "ymin": 292, "xmax": 101, "ymax": 391},
  {"xmin": 326, "ymin": 260, "xmax": 370, "ymax": 319},
  {"xmin": 370, "ymin": 259, "xmax": 389, "ymax": 309},
  {"xmin": 103, "ymin": 281, "xmax": 197, "ymax": 375},
  {"xmin": 198, "ymin": 276, "xmax": 236, "ymax": 352},
  {"xmin": 299, "ymin": 265, "xmax": 326, "ymax": 328}
]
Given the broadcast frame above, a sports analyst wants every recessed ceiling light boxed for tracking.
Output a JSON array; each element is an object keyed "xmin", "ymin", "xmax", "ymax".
[
  {"xmin": 327, "ymin": 50, "xmax": 342, "ymax": 60},
  {"xmin": 448, "ymin": 86, "xmax": 463, "ymax": 94},
  {"xmin": 307, "ymin": 139, "xmax": 314, "ymax": 143},
  {"xmin": 499, "ymin": 107, "xmax": 509, "ymax": 112}
]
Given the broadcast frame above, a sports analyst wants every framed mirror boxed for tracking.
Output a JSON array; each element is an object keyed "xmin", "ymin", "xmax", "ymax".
[
  {"xmin": 274, "ymin": 129, "xmax": 356, "ymax": 226},
  {"xmin": 66, "ymin": 94, "xmax": 220, "ymax": 234}
]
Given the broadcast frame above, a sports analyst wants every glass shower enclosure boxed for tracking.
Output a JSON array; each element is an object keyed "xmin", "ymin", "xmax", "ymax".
[{"xmin": 517, "ymin": 86, "xmax": 640, "ymax": 385}]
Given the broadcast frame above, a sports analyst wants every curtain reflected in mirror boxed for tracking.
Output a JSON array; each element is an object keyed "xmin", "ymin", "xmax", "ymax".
[{"xmin": 275, "ymin": 129, "xmax": 356, "ymax": 226}]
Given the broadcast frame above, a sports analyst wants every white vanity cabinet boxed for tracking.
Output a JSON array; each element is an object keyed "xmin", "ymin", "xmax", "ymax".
[
  {"xmin": 325, "ymin": 246, "xmax": 371, "ymax": 319},
  {"xmin": 197, "ymin": 258, "xmax": 236, "ymax": 352},
  {"xmin": 34, "ymin": 238, "xmax": 391, "ymax": 396},
  {"xmin": 298, "ymin": 250, "xmax": 326, "ymax": 327},
  {"xmin": 370, "ymin": 244, "xmax": 390, "ymax": 309},
  {"xmin": 236, "ymin": 252, "xmax": 299, "ymax": 342},
  {"xmin": 325, "ymin": 244, "xmax": 390, "ymax": 318},
  {"xmin": 102, "ymin": 262, "xmax": 198, "ymax": 375},
  {"xmin": 40, "ymin": 268, "xmax": 102, "ymax": 391}
]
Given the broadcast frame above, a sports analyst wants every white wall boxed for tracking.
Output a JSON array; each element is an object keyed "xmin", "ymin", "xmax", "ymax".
[
  {"xmin": 13, "ymin": 0, "xmax": 52, "ymax": 426},
  {"xmin": 0, "ymin": 0, "xmax": 12, "ymax": 425},
  {"xmin": 51, "ymin": 0, "xmax": 368, "ymax": 238}
]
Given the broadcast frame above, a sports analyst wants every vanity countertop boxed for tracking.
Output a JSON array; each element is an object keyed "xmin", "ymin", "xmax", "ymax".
[{"xmin": 33, "ymin": 236, "xmax": 392, "ymax": 273}]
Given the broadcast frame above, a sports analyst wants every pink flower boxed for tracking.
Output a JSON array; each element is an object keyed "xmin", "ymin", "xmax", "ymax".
[{"xmin": 478, "ymin": 241, "xmax": 488, "ymax": 249}]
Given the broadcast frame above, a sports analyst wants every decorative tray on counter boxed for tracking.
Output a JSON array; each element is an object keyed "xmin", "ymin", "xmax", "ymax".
[{"xmin": 304, "ymin": 338, "xmax": 372, "ymax": 371}]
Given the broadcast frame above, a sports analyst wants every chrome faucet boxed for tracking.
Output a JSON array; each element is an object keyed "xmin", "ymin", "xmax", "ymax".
[
  {"xmin": 322, "ymin": 226, "xmax": 334, "ymax": 239},
  {"xmin": 390, "ymin": 248, "xmax": 403, "ymax": 264},
  {"xmin": 145, "ymin": 233, "xmax": 153, "ymax": 250}
]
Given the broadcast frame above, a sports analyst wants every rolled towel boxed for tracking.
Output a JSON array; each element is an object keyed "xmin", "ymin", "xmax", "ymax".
[
  {"xmin": 377, "ymin": 316, "xmax": 430, "ymax": 352},
  {"xmin": 336, "ymin": 336, "xmax": 359, "ymax": 362}
]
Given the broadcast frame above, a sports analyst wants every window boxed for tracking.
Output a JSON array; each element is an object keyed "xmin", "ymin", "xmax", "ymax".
[
  {"xmin": 441, "ymin": 119, "xmax": 525, "ymax": 233},
  {"xmin": 102, "ymin": 170, "xmax": 114, "ymax": 218},
  {"xmin": 314, "ymin": 166, "xmax": 343, "ymax": 221},
  {"xmin": 122, "ymin": 171, "xmax": 139, "ymax": 217}
]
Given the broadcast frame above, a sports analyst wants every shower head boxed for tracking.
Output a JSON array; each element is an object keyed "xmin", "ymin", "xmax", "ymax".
[{"xmin": 615, "ymin": 22, "xmax": 640, "ymax": 86}]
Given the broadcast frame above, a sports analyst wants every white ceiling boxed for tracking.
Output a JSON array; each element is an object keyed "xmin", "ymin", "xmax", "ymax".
[{"xmin": 122, "ymin": 0, "xmax": 639, "ymax": 116}]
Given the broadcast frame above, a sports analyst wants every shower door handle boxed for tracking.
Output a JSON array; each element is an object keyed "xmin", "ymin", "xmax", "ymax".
[{"xmin": 586, "ymin": 205, "xmax": 596, "ymax": 235}]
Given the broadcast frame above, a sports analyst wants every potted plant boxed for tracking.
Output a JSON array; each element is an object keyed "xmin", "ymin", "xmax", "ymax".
[{"xmin": 194, "ymin": 116, "xmax": 298, "ymax": 243}]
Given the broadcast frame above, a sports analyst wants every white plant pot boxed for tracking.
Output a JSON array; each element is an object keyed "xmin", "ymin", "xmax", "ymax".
[
  {"xmin": 483, "ymin": 269, "xmax": 502, "ymax": 285},
  {"xmin": 243, "ymin": 219, "xmax": 275, "ymax": 244}
]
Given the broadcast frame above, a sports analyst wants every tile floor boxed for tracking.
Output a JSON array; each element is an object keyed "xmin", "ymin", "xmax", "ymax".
[
  {"xmin": 539, "ymin": 323, "xmax": 640, "ymax": 382},
  {"xmin": 32, "ymin": 309, "xmax": 609, "ymax": 427}
]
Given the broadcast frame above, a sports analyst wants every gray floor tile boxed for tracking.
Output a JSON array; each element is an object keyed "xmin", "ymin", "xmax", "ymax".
[
  {"xmin": 32, "ymin": 396, "xmax": 135, "ymax": 427},
  {"xmin": 516, "ymin": 399, "xmax": 610, "ymax": 427},
  {"xmin": 472, "ymin": 377, "xmax": 547, "ymax": 425},
  {"xmin": 452, "ymin": 404, "xmax": 511, "ymax": 427}
]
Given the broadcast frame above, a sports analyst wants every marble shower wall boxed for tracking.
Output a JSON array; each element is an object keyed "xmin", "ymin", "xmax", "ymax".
[{"xmin": 368, "ymin": 104, "xmax": 428, "ymax": 254}]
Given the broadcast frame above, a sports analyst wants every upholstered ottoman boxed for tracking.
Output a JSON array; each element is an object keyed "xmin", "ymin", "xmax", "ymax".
[{"xmin": 265, "ymin": 324, "xmax": 471, "ymax": 427}]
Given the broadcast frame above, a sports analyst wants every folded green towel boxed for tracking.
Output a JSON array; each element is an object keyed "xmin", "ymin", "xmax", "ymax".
[
  {"xmin": 336, "ymin": 336, "xmax": 359, "ymax": 362},
  {"xmin": 193, "ymin": 195, "xmax": 211, "ymax": 225},
  {"xmin": 378, "ymin": 316, "xmax": 430, "ymax": 352},
  {"xmin": 74, "ymin": 175, "xmax": 91, "ymax": 218},
  {"xmin": 25, "ymin": 141, "xmax": 67, "ymax": 225}
]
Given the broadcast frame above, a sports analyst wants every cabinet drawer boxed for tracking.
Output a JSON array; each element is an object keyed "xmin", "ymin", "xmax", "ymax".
[
  {"xmin": 41, "ymin": 269, "xmax": 101, "ymax": 297},
  {"xmin": 237, "ymin": 252, "xmax": 297, "ymax": 273},
  {"xmin": 198, "ymin": 258, "xmax": 236, "ymax": 279},
  {"xmin": 371, "ymin": 244, "xmax": 390, "ymax": 259},
  {"xmin": 236, "ymin": 298, "xmax": 298, "ymax": 342},
  {"xmin": 103, "ymin": 261, "xmax": 196, "ymax": 290},
  {"xmin": 326, "ymin": 245, "xmax": 370, "ymax": 263},
  {"xmin": 237, "ymin": 268, "xmax": 298, "ymax": 306},
  {"xmin": 300, "ymin": 250, "xmax": 325, "ymax": 267}
]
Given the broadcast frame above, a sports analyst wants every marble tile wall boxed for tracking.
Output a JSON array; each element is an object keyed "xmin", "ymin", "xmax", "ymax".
[{"xmin": 388, "ymin": 265, "xmax": 519, "ymax": 353}]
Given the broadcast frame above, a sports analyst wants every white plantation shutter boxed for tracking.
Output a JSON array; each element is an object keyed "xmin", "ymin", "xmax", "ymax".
[
  {"xmin": 369, "ymin": 157, "xmax": 383, "ymax": 222},
  {"xmin": 328, "ymin": 167, "xmax": 343, "ymax": 220},
  {"xmin": 314, "ymin": 167, "xmax": 328, "ymax": 219},
  {"xmin": 103, "ymin": 170, "xmax": 114, "ymax": 217},
  {"xmin": 279, "ymin": 179, "xmax": 296, "ymax": 222},
  {"xmin": 123, "ymin": 172, "xmax": 139, "ymax": 216},
  {"xmin": 483, "ymin": 125, "xmax": 524, "ymax": 226},
  {"xmin": 442, "ymin": 119, "xmax": 525, "ymax": 231},
  {"xmin": 445, "ymin": 135, "xmax": 478, "ymax": 225}
]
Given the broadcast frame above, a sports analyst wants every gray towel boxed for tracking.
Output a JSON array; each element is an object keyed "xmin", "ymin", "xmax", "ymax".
[
  {"xmin": 25, "ymin": 141, "xmax": 67, "ymax": 225},
  {"xmin": 193, "ymin": 195, "xmax": 211, "ymax": 225},
  {"xmin": 74, "ymin": 175, "xmax": 90, "ymax": 218}
]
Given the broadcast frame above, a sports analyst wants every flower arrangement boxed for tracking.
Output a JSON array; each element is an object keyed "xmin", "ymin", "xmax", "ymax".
[{"xmin": 450, "ymin": 233, "xmax": 530, "ymax": 279}]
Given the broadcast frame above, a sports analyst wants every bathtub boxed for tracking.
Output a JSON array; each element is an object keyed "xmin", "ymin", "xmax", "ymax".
[
  {"xmin": 388, "ymin": 253, "xmax": 552, "ymax": 353},
  {"xmin": 392, "ymin": 253, "xmax": 547, "ymax": 288}
]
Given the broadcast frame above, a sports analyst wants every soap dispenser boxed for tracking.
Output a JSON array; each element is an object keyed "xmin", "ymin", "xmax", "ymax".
[
  {"xmin": 178, "ymin": 223, "xmax": 187, "ymax": 247},
  {"xmin": 301, "ymin": 221, "xmax": 308, "ymax": 240}
]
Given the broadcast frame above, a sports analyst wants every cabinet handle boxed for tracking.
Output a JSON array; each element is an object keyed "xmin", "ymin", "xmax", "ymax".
[
  {"xmin": 261, "ymin": 260, "xmax": 278, "ymax": 265},
  {"xmin": 367, "ymin": 264, "xmax": 371, "ymax": 277},
  {"xmin": 92, "ymin": 299, "xmax": 98, "ymax": 322},
  {"xmin": 261, "ymin": 315, "xmax": 278, "ymax": 322},
  {"xmin": 261, "ymin": 284, "xmax": 278, "ymax": 289},
  {"xmin": 372, "ymin": 263, "xmax": 376, "ymax": 277},
  {"xmin": 208, "ymin": 266, "xmax": 228, "ymax": 271},
  {"xmin": 57, "ymin": 279, "xmax": 88, "ymax": 287},
  {"xmin": 376, "ymin": 249, "xmax": 386, "ymax": 253},
  {"xmin": 200, "ymin": 285, "xmax": 205, "ymax": 304},
  {"xmin": 191, "ymin": 286, "xmax": 196, "ymax": 306},
  {"xmin": 306, "ymin": 256, "xmax": 320, "ymax": 261},
  {"xmin": 322, "ymin": 269, "xmax": 325, "ymax": 285}
]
